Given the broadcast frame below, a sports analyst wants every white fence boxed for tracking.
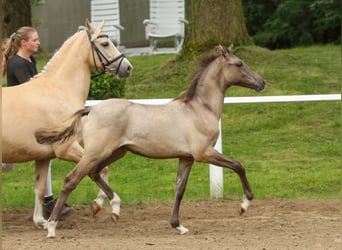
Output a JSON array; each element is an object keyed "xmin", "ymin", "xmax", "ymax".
[{"xmin": 85, "ymin": 94, "xmax": 341, "ymax": 198}]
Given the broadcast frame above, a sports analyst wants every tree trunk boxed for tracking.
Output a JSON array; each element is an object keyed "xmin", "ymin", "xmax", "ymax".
[
  {"xmin": 2, "ymin": 0, "xmax": 32, "ymax": 38},
  {"xmin": 183, "ymin": 0, "xmax": 252, "ymax": 54}
]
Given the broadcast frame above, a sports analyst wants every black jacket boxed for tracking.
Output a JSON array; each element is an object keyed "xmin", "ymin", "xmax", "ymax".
[{"xmin": 6, "ymin": 54, "xmax": 38, "ymax": 86}]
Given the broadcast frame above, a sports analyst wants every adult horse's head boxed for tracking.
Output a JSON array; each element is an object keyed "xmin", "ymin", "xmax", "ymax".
[
  {"xmin": 85, "ymin": 19, "xmax": 133, "ymax": 78},
  {"xmin": 217, "ymin": 44, "xmax": 265, "ymax": 92}
]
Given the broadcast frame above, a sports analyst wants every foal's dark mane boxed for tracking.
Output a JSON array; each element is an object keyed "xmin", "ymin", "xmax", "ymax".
[{"xmin": 174, "ymin": 53, "xmax": 219, "ymax": 103}]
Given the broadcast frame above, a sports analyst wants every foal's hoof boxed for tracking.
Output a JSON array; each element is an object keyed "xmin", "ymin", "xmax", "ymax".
[
  {"xmin": 90, "ymin": 201, "xmax": 101, "ymax": 217},
  {"xmin": 111, "ymin": 213, "xmax": 119, "ymax": 223},
  {"xmin": 239, "ymin": 207, "xmax": 246, "ymax": 215},
  {"xmin": 239, "ymin": 195, "xmax": 251, "ymax": 215},
  {"xmin": 176, "ymin": 225, "xmax": 189, "ymax": 235}
]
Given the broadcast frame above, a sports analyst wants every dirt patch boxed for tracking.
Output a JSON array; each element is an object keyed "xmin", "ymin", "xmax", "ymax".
[{"xmin": 2, "ymin": 199, "xmax": 340, "ymax": 250}]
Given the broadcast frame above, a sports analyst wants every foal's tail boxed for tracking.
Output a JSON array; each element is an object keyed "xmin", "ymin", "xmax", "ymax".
[{"xmin": 35, "ymin": 107, "xmax": 91, "ymax": 144}]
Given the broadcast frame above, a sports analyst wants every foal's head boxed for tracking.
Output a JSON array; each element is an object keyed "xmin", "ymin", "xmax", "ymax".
[{"xmin": 217, "ymin": 44, "xmax": 265, "ymax": 91}]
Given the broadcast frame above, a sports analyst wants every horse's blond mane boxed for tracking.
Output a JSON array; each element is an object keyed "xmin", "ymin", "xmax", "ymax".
[
  {"xmin": 34, "ymin": 31, "xmax": 84, "ymax": 78},
  {"xmin": 174, "ymin": 53, "xmax": 219, "ymax": 103}
]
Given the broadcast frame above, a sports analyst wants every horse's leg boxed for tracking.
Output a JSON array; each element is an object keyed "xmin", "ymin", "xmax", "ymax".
[
  {"xmin": 170, "ymin": 158, "xmax": 193, "ymax": 234},
  {"xmin": 198, "ymin": 147, "xmax": 254, "ymax": 214},
  {"xmin": 91, "ymin": 166, "xmax": 110, "ymax": 216},
  {"xmin": 89, "ymin": 149, "xmax": 127, "ymax": 221},
  {"xmin": 34, "ymin": 159, "xmax": 50, "ymax": 228}
]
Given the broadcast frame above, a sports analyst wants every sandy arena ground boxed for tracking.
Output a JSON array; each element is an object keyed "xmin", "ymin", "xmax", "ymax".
[{"xmin": 2, "ymin": 199, "xmax": 340, "ymax": 250}]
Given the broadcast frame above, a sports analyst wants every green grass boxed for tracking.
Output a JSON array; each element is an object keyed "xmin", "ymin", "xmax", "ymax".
[{"xmin": 2, "ymin": 45, "xmax": 341, "ymax": 209}]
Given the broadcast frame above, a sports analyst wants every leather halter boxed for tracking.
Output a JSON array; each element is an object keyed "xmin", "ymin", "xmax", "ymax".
[{"xmin": 87, "ymin": 31, "xmax": 125, "ymax": 79}]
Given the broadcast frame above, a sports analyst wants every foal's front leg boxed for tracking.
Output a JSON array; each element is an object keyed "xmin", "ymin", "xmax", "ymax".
[
  {"xmin": 170, "ymin": 158, "xmax": 193, "ymax": 234},
  {"xmin": 200, "ymin": 147, "xmax": 254, "ymax": 214}
]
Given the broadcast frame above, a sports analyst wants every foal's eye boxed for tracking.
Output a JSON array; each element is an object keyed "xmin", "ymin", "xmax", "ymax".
[
  {"xmin": 101, "ymin": 42, "xmax": 109, "ymax": 47},
  {"xmin": 236, "ymin": 61, "xmax": 243, "ymax": 67}
]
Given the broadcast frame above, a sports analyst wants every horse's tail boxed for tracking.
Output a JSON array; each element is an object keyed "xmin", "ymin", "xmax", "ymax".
[{"xmin": 35, "ymin": 107, "xmax": 91, "ymax": 144}]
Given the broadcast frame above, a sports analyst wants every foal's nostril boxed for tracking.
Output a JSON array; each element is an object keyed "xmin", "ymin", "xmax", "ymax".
[{"xmin": 260, "ymin": 79, "xmax": 266, "ymax": 88}]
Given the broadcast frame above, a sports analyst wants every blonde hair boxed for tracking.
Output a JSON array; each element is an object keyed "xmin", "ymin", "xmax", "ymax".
[{"xmin": 2, "ymin": 26, "xmax": 37, "ymax": 77}]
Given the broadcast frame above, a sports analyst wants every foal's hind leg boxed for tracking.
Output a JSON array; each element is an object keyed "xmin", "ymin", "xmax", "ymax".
[
  {"xmin": 170, "ymin": 158, "xmax": 193, "ymax": 234},
  {"xmin": 46, "ymin": 157, "xmax": 101, "ymax": 238},
  {"xmin": 89, "ymin": 168, "xmax": 121, "ymax": 222},
  {"xmin": 54, "ymin": 141, "xmax": 111, "ymax": 217},
  {"xmin": 91, "ymin": 166, "xmax": 110, "ymax": 216},
  {"xmin": 89, "ymin": 149, "xmax": 127, "ymax": 221}
]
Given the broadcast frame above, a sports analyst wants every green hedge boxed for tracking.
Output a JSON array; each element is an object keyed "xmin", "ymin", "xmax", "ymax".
[{"xmin": 88, "ymin": 70, "xmax": 126, "ymax": 99}]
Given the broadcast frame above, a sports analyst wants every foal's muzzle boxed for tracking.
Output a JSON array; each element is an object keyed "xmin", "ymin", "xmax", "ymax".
[{"xmin": 255, "ymin": 79, "xmax": 266, "ymax": 92}]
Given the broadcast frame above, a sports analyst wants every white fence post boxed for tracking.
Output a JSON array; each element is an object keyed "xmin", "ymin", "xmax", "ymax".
[{"xmin": 209, "ymin": 119, "xmax": 224, "ymax": 198}]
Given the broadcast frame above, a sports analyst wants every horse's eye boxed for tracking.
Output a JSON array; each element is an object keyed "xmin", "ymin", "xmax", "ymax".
[
  {"xmin": 236, "ymin": 61, "xmax": 243, "ymax": 67},
  {"xmin": 101, "ymin": 42, "xmax": 109, "ymax": 47}
]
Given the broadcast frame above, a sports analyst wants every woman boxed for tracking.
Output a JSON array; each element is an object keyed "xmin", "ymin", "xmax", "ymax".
[{"xmin": 2, "ymin": 26, "xmax": 72, "ymax": 220}]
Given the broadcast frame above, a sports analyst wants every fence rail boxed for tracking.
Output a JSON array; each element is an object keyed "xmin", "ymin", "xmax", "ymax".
[
  {"xmin": 85, "ymin": 94, "xmax": 341, "ymax": 107},
  {"xmin": 85, "ymin": 94, "xmax": 341, "ymax": 198}
]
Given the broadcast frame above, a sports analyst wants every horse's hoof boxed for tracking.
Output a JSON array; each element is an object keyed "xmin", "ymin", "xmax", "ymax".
[
  {"xmin": 90, "ymin": 201, "xmax": 101, "ymax": 217},
  {"xmin": 34, "ymin": 219, "xmax": 48, "ymax": 229},
  {"xmin": 42, "ymin": 220, "xmax": 49, "ymax": 230},
  {"xmin": 111, "ymin": 213, "xmax": 119, "ymax": 223}
]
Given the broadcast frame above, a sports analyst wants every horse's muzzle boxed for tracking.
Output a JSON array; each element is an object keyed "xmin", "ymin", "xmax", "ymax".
[
  {"xmin": 120, "ymin": 60, "xmax": 133, "ymax": 77},
  {"xmin": 107, "ymin": 58, "xmax": 133, "ymax": 78}
]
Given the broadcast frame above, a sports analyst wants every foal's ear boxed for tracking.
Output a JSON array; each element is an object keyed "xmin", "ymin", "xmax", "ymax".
[
  {"xmin": 227, "ymin": 44, "xmax": 234, "ymax": 53},
  {"xmin": 216, "ymin": 44, "xmax": 229, "ymax": 57}
]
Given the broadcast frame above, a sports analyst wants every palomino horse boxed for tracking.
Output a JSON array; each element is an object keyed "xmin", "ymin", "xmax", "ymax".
[
  {"xmin": 2, "ymin": 19, "xmax": 133, "ymax": 228},
  {"xmin": 36, "ymin": 45, "xmax": 265, "ymax": 238}
]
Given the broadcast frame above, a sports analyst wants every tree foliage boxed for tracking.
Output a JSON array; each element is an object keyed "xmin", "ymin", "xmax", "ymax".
[
  {"xmin": 244, "ymin": 0, "xmax": 341, "ymax": 49},
  {"xmin": 2, "ymin": 0, "xmax": 32, "ymax": 38}
]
